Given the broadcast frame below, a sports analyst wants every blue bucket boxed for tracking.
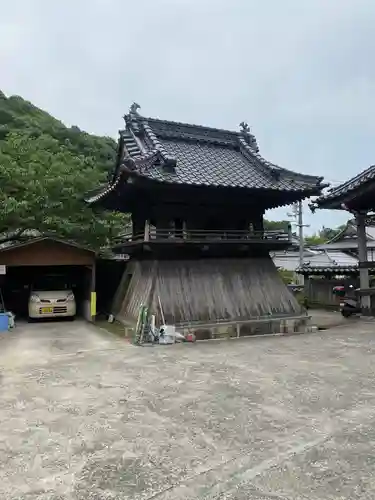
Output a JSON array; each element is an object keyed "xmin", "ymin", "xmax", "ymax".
[{"xmin": 0, "ymin": 313, "xmax": 9, "ymax": 332}]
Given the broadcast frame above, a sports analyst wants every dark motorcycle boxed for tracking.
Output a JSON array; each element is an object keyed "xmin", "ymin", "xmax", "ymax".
[
  {"xmin": 333, "ymin": 285, "xmax": 361, "ymax": 318},
  {"xmin": 340, "ymin": 297, "xmax": 361, "ymax": 317}
]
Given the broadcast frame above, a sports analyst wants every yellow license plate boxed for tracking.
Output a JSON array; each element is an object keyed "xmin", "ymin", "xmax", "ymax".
[{"xmin": 41, "ymin": 307, "xmax": 53, "ymax": 313}]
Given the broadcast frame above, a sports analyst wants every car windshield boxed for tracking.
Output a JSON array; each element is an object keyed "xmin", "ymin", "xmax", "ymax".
[{"xmin": 32, "ymin": 276, "xmax": 70, "ymax": 291}]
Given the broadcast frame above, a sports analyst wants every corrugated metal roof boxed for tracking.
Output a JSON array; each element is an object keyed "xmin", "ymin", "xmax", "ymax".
[{"xmin": 316, "ymin": 240, "xmax": 375, "ymax": 250}]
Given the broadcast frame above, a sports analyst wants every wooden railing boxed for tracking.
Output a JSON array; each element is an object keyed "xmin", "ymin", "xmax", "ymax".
[{"xmin": 116, "ymin": 228, "xmax": 291, "ymax": 244}]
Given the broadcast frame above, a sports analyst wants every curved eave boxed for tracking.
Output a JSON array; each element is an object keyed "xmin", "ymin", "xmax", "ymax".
[
  {"xmin": 87, "ymin": 170, "xmax": 323, "ymax": 212},
  {"xmin": 85, "ymin": 170, "xmax": 128, "ymax": 206},
  {"xmin": 133, "ymin": 172, "xmax": 323, "ymax": 207},
  {"xmin": 314, "ymin": 166, "xmax": 375, "ymax": 211}
]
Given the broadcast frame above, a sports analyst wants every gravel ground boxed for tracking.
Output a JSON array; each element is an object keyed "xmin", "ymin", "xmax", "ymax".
[{"xmin": 1, "ymin": 320, "xmax": 375, "ymax": 499}]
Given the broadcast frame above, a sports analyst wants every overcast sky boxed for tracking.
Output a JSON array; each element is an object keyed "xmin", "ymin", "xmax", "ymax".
[{"xmin": 2, "ymin": 0, "xmax": 375, "ymax": 233}]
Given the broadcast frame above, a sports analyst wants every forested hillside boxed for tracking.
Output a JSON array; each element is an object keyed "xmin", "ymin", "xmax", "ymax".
[{"xmin": 0, "ymin": 90, "xmax": 124, "ymax": 249}]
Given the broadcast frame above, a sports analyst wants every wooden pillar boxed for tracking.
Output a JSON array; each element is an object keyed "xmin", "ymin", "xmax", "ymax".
[
  {"xmin": 253, "ymin": 212, "xmax": 264, "ymax": 235},
  {"xmin": 156, "ymin": 218, "xmax": 170, "ymax": 238},
  {"xmin": 132, "ymin": 212, "xmax": 146, "ymax": 240},
  {"xmin": 175, "ymin": 218, "xmax": 183, "ymax": 238},
  {"xmin": 356, "ymin": 212, "xmax": 371, "ymax": 313}
]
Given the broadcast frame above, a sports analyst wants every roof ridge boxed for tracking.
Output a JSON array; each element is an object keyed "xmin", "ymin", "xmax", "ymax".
[
  {"xmin": 124, "ymin": 104, "xmax": 258, "ymax": 145},
  {"xmin": 144, "ymin": 115, "xmax": 243, "ymax": 137}
]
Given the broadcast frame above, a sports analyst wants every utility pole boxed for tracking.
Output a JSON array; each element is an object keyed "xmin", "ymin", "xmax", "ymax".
[
  {"xmin": 288, "ymin": 201, "xmax": 309, "ymax": 285},
  {"xmin": 297, "ymin": 201, "xmax": 304, "ymax": 286}
]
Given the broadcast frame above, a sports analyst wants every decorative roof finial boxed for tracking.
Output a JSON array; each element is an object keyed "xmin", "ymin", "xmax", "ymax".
[
  {"xmin": 130, "ymin": 102, "xmax": 141, "ymax": 115},
  {"xmin": 239, "ymin": 121, "xmax": 250, "ymax": 134}
]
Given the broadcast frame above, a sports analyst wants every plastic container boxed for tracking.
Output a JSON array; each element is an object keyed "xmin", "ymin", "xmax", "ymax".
[
  {"xmin": 0, "ymin": 313, "xmax": 9, "ymax": 332},
  {"xmin": 159, "ymin": 324, "xmax": 175, "ymax": 345}
]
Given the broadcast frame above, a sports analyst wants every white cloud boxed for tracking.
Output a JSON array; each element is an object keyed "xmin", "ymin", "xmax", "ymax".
[{"xmin": 2, "ymin": 0, "xmax": 375, "ymax": 231}]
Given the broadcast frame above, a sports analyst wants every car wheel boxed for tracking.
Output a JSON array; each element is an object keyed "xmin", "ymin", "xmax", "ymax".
[
  {"xmin": 27, "ymin": 317, "xmax": 35, "ymax": 323},
  {"xmin": 341, "ymin": 309, "xmax": 352, "ymax": 318}
]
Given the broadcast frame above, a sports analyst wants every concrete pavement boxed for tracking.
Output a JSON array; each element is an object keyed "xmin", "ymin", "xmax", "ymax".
[{"xmin": 1, "ymin": 320, "xmax": 375, "ymax": 499}]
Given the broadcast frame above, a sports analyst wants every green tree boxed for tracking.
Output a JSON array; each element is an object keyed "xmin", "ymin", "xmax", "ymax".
[
  {"xmin": 264, "ymin": 219, "xmax": 290, "ymax": 231},
  {"xmin": 304, "ymin": 234, "xmax": 326, "ymax": 246},
  {"xmin": 278, "ymin": 269, "xmax": 295, "ymax": 284},
  {"xmin": 0, "ymin": 132, "xmax": 124, "ymax": 249},
  {"xmin": 304, "ymin": 224, "xmax": 347, "ymax": 246},
  {"xmin": 319, "ymin": 225, "xmax": 346, "ymax": 241}
]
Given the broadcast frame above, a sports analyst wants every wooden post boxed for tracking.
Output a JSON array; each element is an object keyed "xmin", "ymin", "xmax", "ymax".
[
  {"xmin": 175, "ymin": 218, "xmax": 183, "ymax": 238},
  {"xmin": 132, "ymin": 213, "xmax": 145, "ymax": 240},
  {"xmin": 253, "ymin": 211, "xmax": 264, "ymax": 237},
  {"xmin": 356, "ymin": 212, "xmax": 371, "ymax": 314}
]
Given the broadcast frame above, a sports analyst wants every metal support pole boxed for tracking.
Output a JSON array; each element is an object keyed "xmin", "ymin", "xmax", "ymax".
[
  {"xmin": 356, "ymin": 212, "xmax": 371, "ymax": 313},
  {"xmin": 288, "ymin": 201, "xmax": 308, "ymax": 286},
  {"xmin": 298, "ymin": 201, "xmax": 304, "ymax": 285},
  {"xmin": 90, "ymin": 263, "xmax": 96, "ymax": 322}
]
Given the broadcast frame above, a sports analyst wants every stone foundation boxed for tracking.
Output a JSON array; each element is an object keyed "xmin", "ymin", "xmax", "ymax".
[{"xmin": 178, "ymin": 315, "xmax": 312, "ymax": 340}]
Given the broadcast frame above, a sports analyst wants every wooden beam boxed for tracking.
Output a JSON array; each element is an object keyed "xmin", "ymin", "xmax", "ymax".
[{"xmin": 358, "ymin": 261, "xmax": 375, "ymax": 269}]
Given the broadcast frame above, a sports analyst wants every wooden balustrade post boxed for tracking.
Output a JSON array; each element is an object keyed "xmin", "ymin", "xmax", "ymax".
[
  {"xmin": 144, "ymin": 220, "xmax": 150, "ymax": 242},
  {"xmin": 182, "ymin": 221, "xmax": 188, "ymax": 239}
]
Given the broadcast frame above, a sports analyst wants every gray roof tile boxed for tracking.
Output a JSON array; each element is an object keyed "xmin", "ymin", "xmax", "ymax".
[
  {"xmin": 87, "ymin": 105, "xmax": 325, "ymax": 204},
  {"xmin": 119, "ymin": 107, "xmax": 323, "ymax": 193},
  {"xmin": 315, "ymin": 164, "xmax": 375, "ymax": 208}
]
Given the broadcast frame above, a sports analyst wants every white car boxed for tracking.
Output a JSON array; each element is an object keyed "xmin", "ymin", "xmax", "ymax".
[{"xmin": 28, "ymin": 289, "xmax": 76, "ymax": 320}]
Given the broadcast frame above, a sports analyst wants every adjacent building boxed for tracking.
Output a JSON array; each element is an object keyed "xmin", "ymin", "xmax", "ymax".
[{"xmin": 313, "ymin": 165, "xmax": 375, "ymax": 313}]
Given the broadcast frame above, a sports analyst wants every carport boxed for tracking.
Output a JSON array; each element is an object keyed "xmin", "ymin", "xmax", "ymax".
[{"xmin": 0, "ymin": 237, "xmax": 96, "ymax": 321}]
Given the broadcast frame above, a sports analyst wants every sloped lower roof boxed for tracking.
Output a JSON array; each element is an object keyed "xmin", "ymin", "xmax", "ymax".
[
  {"xmin": 0, "ymin": 236, "xmax": 95, "ymax": 254},
  {"xmin": 297, "ymin": 250, "xmax": 361, "ymax": 274},
  {"xmin": 87, "ymin": 104, "xmax": 324, "ymax": 204},
  {"xmin": 272, "ymin": 248, "xmax": 359, "ymax": 273}
]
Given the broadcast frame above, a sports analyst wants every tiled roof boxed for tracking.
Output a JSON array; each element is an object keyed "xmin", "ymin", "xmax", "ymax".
[
  {"xmin": 315, "ymin": 164, "xmax": 375, "ymax": 208},
  {"xmin": 272, "ymin": 248, "xmax": 359, "ymax": 273},
  {"xmin": 137, "ymin": 138, "xmax": 315, "ymax": 190},
  {"xmin": 87, "ymin": 104, "xmax": 324, "ymax": 203},
  {"xmin": 297, "ymin": 250, "xmax": 361, "ymax": 274}
]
